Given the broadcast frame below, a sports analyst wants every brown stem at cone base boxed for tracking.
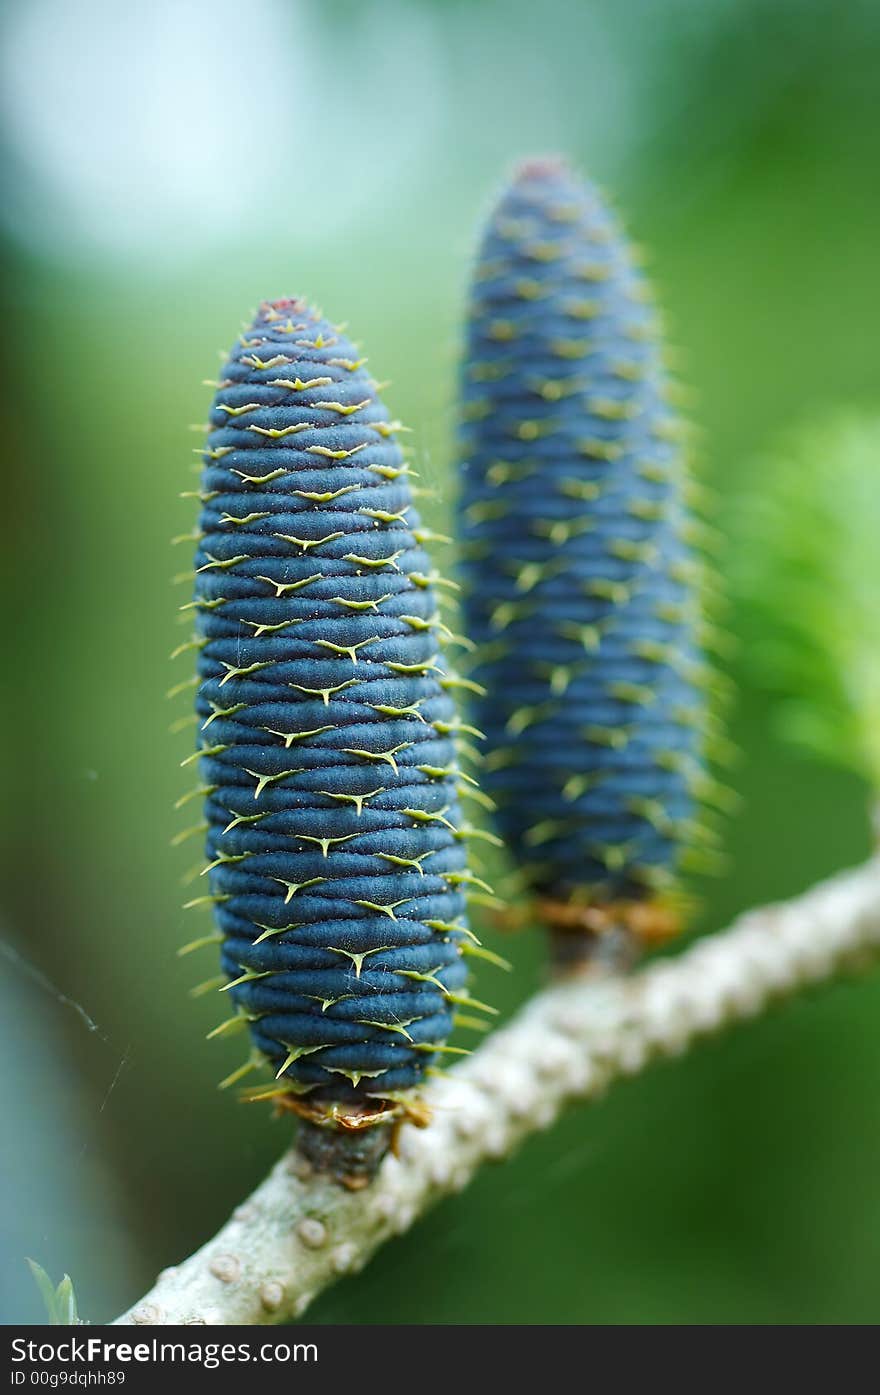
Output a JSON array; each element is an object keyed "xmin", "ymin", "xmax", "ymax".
[
  {"xmin": 277, "ymin": 1093, "xmax": 432, "ymax": 1191},
  {"xmin": 294, "ymin": 1118, "xmax": 396, "ymax": 1191},
  {"xmin": 537, "ymin": 896, "xmax": 682, "ymax": 972}
]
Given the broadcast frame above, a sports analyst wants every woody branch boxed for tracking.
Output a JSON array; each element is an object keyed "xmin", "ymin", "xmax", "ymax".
[{"xmin": 115, "ymin": 855, "xmax": 880, "ymax": 1327}]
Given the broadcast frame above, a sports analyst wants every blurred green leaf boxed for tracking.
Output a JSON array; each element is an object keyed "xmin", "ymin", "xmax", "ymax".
[
  {"xmin": 27, "ymin": 1260, "xmax": 80, "ymax": 1326},
  {"xmin": 732, "ymin": 412, "xmax": 880, "ymax": 789},
  {"xmin": 55, "ymin": 1276, "xmax": 79, "ymax": 1326}
]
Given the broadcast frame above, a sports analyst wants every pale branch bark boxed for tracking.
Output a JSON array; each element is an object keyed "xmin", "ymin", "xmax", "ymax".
[{"xmin": 116, "ymin": 857, "xmax": 880, "ymax": 1327}]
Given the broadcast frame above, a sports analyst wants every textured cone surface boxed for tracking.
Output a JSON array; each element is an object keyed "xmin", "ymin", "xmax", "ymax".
[
  {"xmin": 458, "ymin": 163, "xmax": 707, "ymax": 910},
  {"xmin": 191, "ymin": 299, "xmax": 469, "ymax": 1109}
]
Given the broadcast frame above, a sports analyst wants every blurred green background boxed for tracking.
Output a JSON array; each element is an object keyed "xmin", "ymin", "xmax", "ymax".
[{"xmin": 2, "ymin": 0, "xmax": 880, "ymax": 1325}]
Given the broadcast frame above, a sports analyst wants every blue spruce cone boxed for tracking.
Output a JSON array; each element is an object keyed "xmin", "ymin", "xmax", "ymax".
[
  {"xmin": 182, "ymin": 299, "xmax": 483, "ymax": 1181},
  {"xmin": 458, "ymin": 160, "xmax": 719, "ymax": 963}
]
